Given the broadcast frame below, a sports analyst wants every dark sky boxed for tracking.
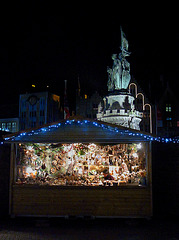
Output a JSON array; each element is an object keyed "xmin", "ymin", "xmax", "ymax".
[{"xmin": 2, "ymin": 4, "xmax": 179, "ymax": 112}]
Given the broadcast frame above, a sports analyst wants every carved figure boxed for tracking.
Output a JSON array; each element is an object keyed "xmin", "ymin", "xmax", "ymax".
[{"xmin": 107, "ymin": 27, "xmax": 131, "ymax": 92}]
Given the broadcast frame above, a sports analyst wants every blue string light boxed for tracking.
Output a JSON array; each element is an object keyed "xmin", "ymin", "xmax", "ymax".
[{"xmin": 2, "ymin": 119, "xmax": 179, "ymax": 144}]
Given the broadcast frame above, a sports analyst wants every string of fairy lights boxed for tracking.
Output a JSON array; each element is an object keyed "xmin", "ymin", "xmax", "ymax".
[{"xmin": 2, "ymin": 119, "xmax": 179, "ymax": 144}]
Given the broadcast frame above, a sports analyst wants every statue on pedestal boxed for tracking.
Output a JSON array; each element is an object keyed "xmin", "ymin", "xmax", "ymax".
[
  {"xmin": 97, "ymin": 27, "xmax": 142, "ymax": 131},
  {"xmin": 107, "ymin": 27, "xmax": 131, "ymax": 92}
]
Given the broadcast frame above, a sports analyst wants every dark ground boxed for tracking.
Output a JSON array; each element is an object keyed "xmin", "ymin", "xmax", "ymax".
[{"xmin": 0, "ymin": 216, "xmax": 179, "ymax": 240}]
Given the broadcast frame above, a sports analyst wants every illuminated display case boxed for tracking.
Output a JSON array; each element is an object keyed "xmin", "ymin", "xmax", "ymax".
[
  {"xmin": 16, "ymin": 143, "xmax": 147, "ymax": 187},
  {"xmin": 5, "ymin": 119, "xmax": 153, "ymax": 218}
]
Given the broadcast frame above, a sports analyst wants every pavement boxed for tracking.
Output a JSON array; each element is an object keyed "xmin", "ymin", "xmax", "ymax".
[{"xmin": 0, "ymin": 217, "xmax": 179, "ymax": 240}]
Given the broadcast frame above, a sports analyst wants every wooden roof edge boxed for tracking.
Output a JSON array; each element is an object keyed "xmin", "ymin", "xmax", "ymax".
[
  {"xmin": 3, "ymin": 117, "xmax": 156, "ymax": 141},
  {"xmin": 95, "ymin": 120, "xmax": 156, "ymax": 137}
]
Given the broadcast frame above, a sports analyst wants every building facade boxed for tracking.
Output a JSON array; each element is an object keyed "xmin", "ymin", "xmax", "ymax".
[
  {"xmin": 0, "ymin": 118, "xmax": 19, "ymax": 133},
  {"xmin": 19, "ymin": 92, "xmax": 60, "ymax": 130},
  {"xmin": 76, "ymin": 91, "xmax": 102, "ymax": 120},
  {"xmin": 157, "ymin": 84, "xmax": 179, "ymax": 137}
]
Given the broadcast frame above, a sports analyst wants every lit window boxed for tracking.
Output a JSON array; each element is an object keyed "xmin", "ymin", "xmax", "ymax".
[
  {"xmin": 166, "ymin": 104, "xmax": 172, "ymax": 112},
  {"xmin": 85, "ymin": 94, "xmax": 87, "ymax": 99},
  {"xmin": 12, "ymin": 122, "xmax": 17, "ymax": 132},
  {"xmin": 7, "ymin": 122, "xmax": 12, "ymax": 131},
  {"xmin": 2, "ymin": 123, "xmax": 6, "ymax": 130},
  {"xmin": 177, "ymin": 121, "xmax": 179, "ymax": 127},
  {"xmin": 166, "ymin": 117, "xmax": 172, "ymax": 121}
]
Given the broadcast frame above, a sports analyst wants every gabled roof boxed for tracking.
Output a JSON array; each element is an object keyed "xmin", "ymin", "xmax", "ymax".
[
  {"xmin": 3, "ymin": 119, "xmax": 155, "ymax": 143},
  {"xmin": 158, "ymin": 83, "xmax": 179, "ymax": 106}
]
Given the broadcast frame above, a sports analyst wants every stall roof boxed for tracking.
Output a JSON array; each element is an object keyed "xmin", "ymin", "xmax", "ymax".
[{"xmin": 3, "ymin": 119, "xmax": 156, "ymax": 143}]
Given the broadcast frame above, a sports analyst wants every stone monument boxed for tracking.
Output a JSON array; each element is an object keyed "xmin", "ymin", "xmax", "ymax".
[{"xmin": 97, "ymin": 27, "xmax": 142, "ymax": 130}]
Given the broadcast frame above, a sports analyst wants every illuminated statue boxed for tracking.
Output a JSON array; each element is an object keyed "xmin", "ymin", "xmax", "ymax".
[
  {"xmin": 107, "ymin": 27, "xmax": 131, "ymax": 91},
  {"xmin": 97, "ymin": 27, "xmax": 143, "ymax": 131}
]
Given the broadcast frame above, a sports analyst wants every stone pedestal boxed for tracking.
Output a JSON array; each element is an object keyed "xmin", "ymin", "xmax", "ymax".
[{"xmin": 97, "ymin": 92, "xmax": 142, "ymax": 130}]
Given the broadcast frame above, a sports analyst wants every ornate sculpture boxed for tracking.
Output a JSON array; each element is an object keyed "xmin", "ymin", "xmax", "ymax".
[
  {"xmin": 97, "ymin": 27, "xmax": 142, "ymax": 131},
  {"xmin": 107, "ymin": 27, "xmax": 131, "ymax": 92}
]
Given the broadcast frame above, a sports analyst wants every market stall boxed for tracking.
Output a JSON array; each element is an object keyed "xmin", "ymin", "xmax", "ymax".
[{"xmin": 4, "ymin": 119, "xmax": 153, "ymax": 217}]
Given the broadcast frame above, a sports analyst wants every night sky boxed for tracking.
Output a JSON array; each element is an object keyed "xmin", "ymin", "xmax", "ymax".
[{"xmin": 2, "ymin": 4, "xmax": 179, "ymax": 114}]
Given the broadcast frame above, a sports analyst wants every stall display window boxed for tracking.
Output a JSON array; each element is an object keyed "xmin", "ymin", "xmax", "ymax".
[{"xmin": 16, "ymin": 143, "xmax": 147, "ymax": 186}]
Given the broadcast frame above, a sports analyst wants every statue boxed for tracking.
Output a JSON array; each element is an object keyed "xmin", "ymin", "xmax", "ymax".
[
  {"xmin": 107, "ymin": 27, "xmax": 131, "ymax": 92},
  {"xmin": 97, "ymin": 27, "xmax": 142, "ymax": 131},
  {"xmin": 121, "ymin": 57, "xmax": 130, "ymax": 89}
]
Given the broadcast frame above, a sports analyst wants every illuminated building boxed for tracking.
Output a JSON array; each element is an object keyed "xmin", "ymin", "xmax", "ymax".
[
  {"xmin": 0, "ymin": 118, "xmax": 19, "ymax": 133},
  {"xmin": 156, "ymin": 83, "xmax": 179, "ymax": 137},
  {"xmin": 19, "ymin": 91, "xmax": 60, "ymax": 130},
  {"xmin": 0, "ymin": 104, "xmax": 19, "ymax": 133}
]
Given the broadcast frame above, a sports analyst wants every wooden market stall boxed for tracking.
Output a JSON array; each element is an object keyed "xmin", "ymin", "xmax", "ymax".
[{"xmin": 4, "ymin": 119, "xmax": 153, "ymax": 218}]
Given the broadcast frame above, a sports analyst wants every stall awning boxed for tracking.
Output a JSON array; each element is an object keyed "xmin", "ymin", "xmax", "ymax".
[{"xmin": 3, "ymin": 119, "xmax": 155, "ymax": 143}]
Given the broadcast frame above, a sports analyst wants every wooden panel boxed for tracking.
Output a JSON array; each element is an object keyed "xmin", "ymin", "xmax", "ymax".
[{"xmin": 12, "ymin": 185, "xmax": 152, "ymax": 217}]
